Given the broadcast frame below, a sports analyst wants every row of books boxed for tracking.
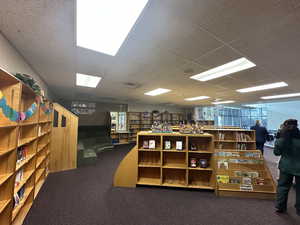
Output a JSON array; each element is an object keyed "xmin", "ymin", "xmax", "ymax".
[
  {"xmin": 217, "ymin": 159, "xmax": 264, "ymax": 169},
  {"xmin": 17, "ymin": 146, "xmax": 28, "ymax": 164},
  {"xmin": 13, "ymin": 186, "xmax": 25, "ymax": 208},
  {"xmin": 217, "ymin": 175, "xmax": 265, "ymax": 186},
  {"xmin": 236, "ymin": 132, "xmax": 252, "ymax": 142},
  {"xmin": 15, "ymin": 168, "xmax": 24, "ymax": 187}
]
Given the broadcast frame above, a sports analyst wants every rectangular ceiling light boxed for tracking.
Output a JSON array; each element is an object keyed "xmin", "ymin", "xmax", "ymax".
[
  {"xmin": 212, "ymin": 100, "xmax": 235, "ymax": 105},
  {"xmin": 190, "ymin": 57, "xmax": 256, "ymax": 81},
  {"xmin": 76, "ymin": 73, "xmax": 102, "ymax": 88},
  {"xmin": 237, "ymin": 82, "xmax": 288, "ymax": 93},
  {"xmin": 184, "ymin": 96, "xmax": 210, "ymax": 101},
  {"xmin": 261, "ymin": 93, "xmax": 300, "ymax": 100},
  {"xmin": 144, "ymin": 88, "xmax": 171, "ymax": 96},
  {"xmin": 76, "ymin": 0, "xmax": 149, "ymax": 56}
]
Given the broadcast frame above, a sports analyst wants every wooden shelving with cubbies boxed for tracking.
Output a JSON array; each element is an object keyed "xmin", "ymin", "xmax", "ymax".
[
  {"xmin": 136, "ymin": 132, "xmax": 215, "ymax": 190},
  {"xmin": 0, "ymin": 67, "xmax": 52, "ymax": 225}
]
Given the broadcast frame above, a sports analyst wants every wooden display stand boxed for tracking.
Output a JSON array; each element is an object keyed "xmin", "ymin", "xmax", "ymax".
[
  {"xmin": 115, "ymin": 132, "xmax": 216, "ymax": 190},
  {"xmin": 0, "ymin": 67, "xmax": 52, "ymax": 225},
  {"xmin": 114, "ymin": 129, "xmax": 276, "ymax": 200}
]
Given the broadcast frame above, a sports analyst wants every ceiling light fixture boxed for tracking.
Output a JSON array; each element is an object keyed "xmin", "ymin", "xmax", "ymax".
[
  {"xmin": 76, "ymin": 0, "xmax": 149, "ymax": 56},
  {"xmin": 261, "ymin": 93, "xmax": 300, "ymax": 100},
  {"xmin": 212, "ymin": 100, "xmax": 235, "ymax": 105},
  {"xmin": 236, "ymin": 82, "xmax": 288, "ymax": 93},
  {"xmin": 144, "ymin": 88, "xmax": 171, "ymax": 96},
  {"xmin": 184, "ymin": 96, "xmax": 210, "ymax": 101},
  {"xmin": 190, "ymin": 57, "xmax": 256, "ymax": 81},
  {"xmin": 76, "ymin": 73, "xmax": 102, "ymax": 88}
]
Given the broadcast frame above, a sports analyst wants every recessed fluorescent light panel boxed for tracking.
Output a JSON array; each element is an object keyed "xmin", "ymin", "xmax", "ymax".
[
  {"xmin": 261, "ymin": 93, "xmax": 300, "ymax": 100},
  {"xmin": 144, "ymin": 88, "xmax": 171, "ymax": 96},
  {"xmin": 184, "ymin": 96, "xmax": 210, "ymax": 101},
  {"xmin": 190, "ymin": 57, "xmax": 256, "ymax": 81},
  {"xmin": 212, "ymin": 100, "xmax": 235, "ymax": 105},
  {"xmin": 76, "ymin": 73, "xmax": 102, "ymax": 88},
  {"xmin": 76, "ymin": 0, "xmax": 149, "ymax": 56},
  {"xmin": 237, "ymin": 82, "xmax": 288, "ymax": 93}
]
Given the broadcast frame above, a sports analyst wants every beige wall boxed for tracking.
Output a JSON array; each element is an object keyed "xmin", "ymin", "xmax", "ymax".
[{"xmin": 0, "ymin": 32, "xmax": 53, "ymax": 99}]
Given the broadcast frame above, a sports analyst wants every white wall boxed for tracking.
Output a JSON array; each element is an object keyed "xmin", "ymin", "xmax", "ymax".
[
  {"xmin": 267, "ymin": 101, "xmax": 300, "ymax": 130},
  {"xmin": 0, "ymin": 32, "xmax": 53, "ymax": 99},
  {"xmin": 128, "ymin": 103, "xmax": 185, "ymax": 113}
]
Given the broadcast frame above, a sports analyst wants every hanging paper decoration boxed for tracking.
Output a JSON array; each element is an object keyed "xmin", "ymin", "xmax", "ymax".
[
  {"xmin": 40, "ymin": 102, "xmax": 53, "ymax": 115},
  {"xmin": 0, "ymin": 90, "xmax": 38, "ymax": 122}
]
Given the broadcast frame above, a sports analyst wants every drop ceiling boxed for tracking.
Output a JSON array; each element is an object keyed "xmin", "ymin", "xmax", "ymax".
[{"xmin": 1, "ymin": 0, "xmax": 300, "ymax": 106}]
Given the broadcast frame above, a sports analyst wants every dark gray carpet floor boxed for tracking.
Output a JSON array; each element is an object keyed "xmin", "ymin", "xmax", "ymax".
[{"xmin": 24, "ymin": 145, "xmax": 300, "ymax": 225}]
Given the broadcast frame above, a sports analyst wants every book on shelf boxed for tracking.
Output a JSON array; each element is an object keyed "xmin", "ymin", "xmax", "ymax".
[
  {"xmin": 217, "ymin": 159, "xmax": 229, "ymax": 170},
  {"xmin": 240, "ymin": 184, "xmax": 253, "ymax": 191},
  {"xmin": 149, "ymin": 140, "xmax": 156, "ymax": 149},
  {"xmin": 229, "ymin": 177, "xmax": 241, "ymax": 184},
  {"xmin": 236, "ymin": 132, "xmax": 252, "ymax": 142},
  {"xmin": 164, "ymin": 141, "xmax": 171, "ymax": 150},
  {"xmin": 242, "ymin": 177, "xmax": 252, "ymax": 185},
  {"xmin": 234, "ymin": 171, "xmax": 259, "ymax": 178},
  {"xmin": 254, "ymin": 178, "xmax": 265, "ymax": 185},
  {"xmin": 218, "ymin": 132, "xmax": 225, "ymax": 140},
  {"xmin": 17, "ymin": 146, "xmax": 28, "ymax": 164},
  {"xmin": 217, "ymin": 175, "xmax": 229, "ymax": 184},
  {"xmin": 176, "ymin": 141, "xmax": 183, "ymax": 150},
  {"xmin": 142, "ymin": 140, "xmax": 149, "ymax": 149},
  {"xmin": 15, "ymin": 168, "xmax": 24, "ymax": 187}
]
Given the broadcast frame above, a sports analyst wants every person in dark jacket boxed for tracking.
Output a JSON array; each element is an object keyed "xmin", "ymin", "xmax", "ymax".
[
  {"xmin": 251, "ymin": 120, "xmax": 269, "ymax": 154},
  {"xmin": 274, "ymin": 119, "xmax": 300, "ymax": 216}
]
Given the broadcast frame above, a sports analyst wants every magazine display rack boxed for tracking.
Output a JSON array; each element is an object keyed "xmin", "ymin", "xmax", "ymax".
[
  {"xmin": 0, "ymin": 68, "xmax": 52, "ymax": 225},
  {"xmin": 204, "ymin": 128, "xmax": 276, "ymax": 199}
]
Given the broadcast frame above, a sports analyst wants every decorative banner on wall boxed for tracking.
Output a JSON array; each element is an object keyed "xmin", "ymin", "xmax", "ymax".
[{"xmin": 0, "ymin": 90, "xmax": 38, "ymax": 122}]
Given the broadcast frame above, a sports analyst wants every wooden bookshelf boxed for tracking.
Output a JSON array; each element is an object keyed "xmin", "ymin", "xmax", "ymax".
[
  {"xmin": 136, "ymin": 132, "xmax": 215, "ymax": 190},
  {"xmin": 0, "ymin": 67, "xmax": 52, "ymax": 225},
  {"xmin": 114, "ymin": 129, "xmax": 276, "ymax": 200},
  {"xmin": 111, "ymin": 112, "xmax": 184, "ymax": 145},
  {"xmin": 204, "ymin": 128, "xmax": 276, "ymax": 199}
]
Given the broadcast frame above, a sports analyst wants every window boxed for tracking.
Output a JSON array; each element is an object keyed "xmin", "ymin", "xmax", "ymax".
[
  {"xmin": 61, "ymin": 115, "xmax": 66, "ymax": 127},
  {"xmin": 53, "ymin": 110, "xmax": 59, "ymax": 127}
]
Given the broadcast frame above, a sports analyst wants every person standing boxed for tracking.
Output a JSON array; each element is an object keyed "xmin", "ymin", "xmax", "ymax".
[
  {"xmin": 251, "ymin": 120, "xmax": 269, "ymax": 154},
  {"xmin": 274, "ymin": 119, "xmax": 300, "ymax": 216}
]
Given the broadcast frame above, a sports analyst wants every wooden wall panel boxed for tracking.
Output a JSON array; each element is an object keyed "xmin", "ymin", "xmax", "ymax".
[{"xmin": 50, "ymin": 103, "xmax": 78, "ymax": 172}]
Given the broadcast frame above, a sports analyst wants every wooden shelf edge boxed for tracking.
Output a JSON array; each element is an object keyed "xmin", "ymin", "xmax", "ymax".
[
  {"xmin": 18, "ymin": 137, "xmax": 37, "ymax": 147},
  {"xmin": 14, "ymin": 169, "xmax": 35, "ymax": 195},
  {"xmin": 0, "ymin": 124, "xmax": 18, "ymax": 128},
  {"xmin": 138, "ymin": 164, "xmax": 161, "ymax": 168},
  {"xmin": 0, "ymin": 146, "xmax": 16, "ymax": 156},
  {"xmin": 35, "ymin": 168, "xmax": 46, "ymax": 182},
  {"xmin": 36, "ymin": 156, "xmax": 47, "ymax": 169},
  {"xmin": 12, "ymin": 186, "xmax": 34, "ymax": 221},
  {"xmin": 0, "ymin": 199, "xmax": 11, "ymax": 214},
  {"xmin": 16, "ymin": 154, "xmax": 35, "ymax": 171},
  {"xmin": 34, "ymin": 177, "xmax": 46, "ymax": 199},
  {"xmin": 37, "ymin": 142, "xmax": 49, "ymax": 153},
  {"xmin": 0, "ymin": 172, "xmax": 14, "ymax": 186},
  {"xmin": 19, "ymin": 122, "xmax": 38, "ymax": 127}
]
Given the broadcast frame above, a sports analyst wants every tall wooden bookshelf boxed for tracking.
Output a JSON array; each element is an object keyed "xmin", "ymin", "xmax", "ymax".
[
  {"xmin": 0, "ymin": 68, "xmax": 52, "ymax": 225},
  {"xmin": 111, "ymin": 112, "xmax": 184, "ymax": 145},
  {"xmin": 136, "ymin": 132, "xmax": 215, "ymax": 190},
  {"xmin": 204, "ymin": 128, "xmax": 276, "ymax": 199}
]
